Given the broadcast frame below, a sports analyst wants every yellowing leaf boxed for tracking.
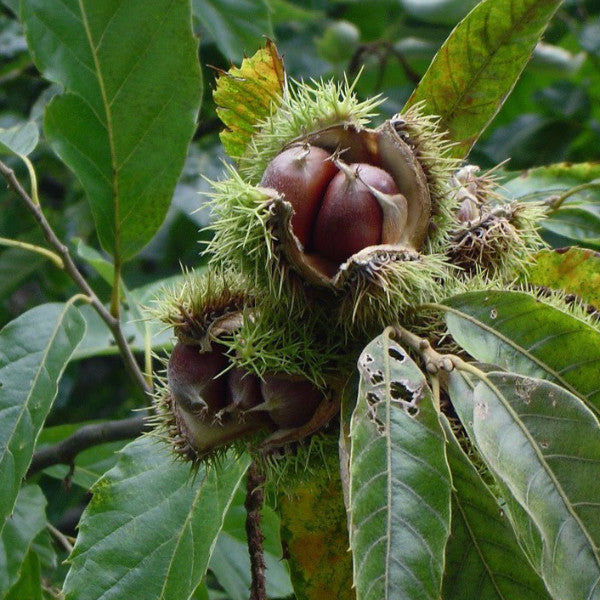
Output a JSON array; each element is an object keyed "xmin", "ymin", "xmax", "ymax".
[
  {"xmin": 527, "ymin": 247, "xmax": 600, "ymax": 309},
  {"xmin": 278, "ymin": 451, "xmax": 354, "ymax": 600},
  {"xmin": 213, "ymin": 40, "xmax": 285, "ymax": 159}
]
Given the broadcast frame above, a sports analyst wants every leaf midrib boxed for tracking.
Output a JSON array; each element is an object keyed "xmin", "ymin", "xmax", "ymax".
[
  {"xmin": 477, "ymin": 375, "xmax": 600, "ymax": 584},
  {"xmin": 2, "ymin": 304, "xmax": 74, "ymax": 481},
  {"xmin": 77, "ymin": 0, "xmax": 120, "ymax": 258},
  {"xmin": 443, "ymin": 304, "xmax": 584, "ymax": 404},
  {"xmin": 437, "ymin": 0, "xmax": 552, "ymax": 126}
]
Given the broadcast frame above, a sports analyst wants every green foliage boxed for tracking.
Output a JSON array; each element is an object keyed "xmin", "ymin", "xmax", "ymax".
[
  {"xmin": 63, "ymin": 437, "xmax": 249, "ymax": 600},
  {"xmin": 0, "ymin": 121, "xmax": 37, "ymax": 157},
  {"xmin": 210, "ymin": 493, "xmax": 293, "ymax": 599},
  {"xmin": 351, "ymin": 331, "xmax": 451, "ymax": 600},
  {"xmin": 1, "ymin": 1, "xmax": 600, "ymax": 599},
  {"xmin": 406, "ymin": 0, "xmax": 563, "ymax": 158},
  {"xmin": 21, "ymin": 0, "xmax": 202, "ymax": 261},
  {"xmin": 0, "ymin": 485, "xmax": 46, "ymax": 597},
  {"xmin": 503, "ymin": 162, "xmax": 600, "ymax": 249},
  {"xmin": 443, "ymin": 290, "xmax": 600, "ymax": 415},
  {"xmin": 0, "ymin": 303, "xmax": 85, "ymax": 528},
  {"xmin": 441, "ymin": 419, "xmax": 552, "ymax": 600},
  {"xmin": 449, "ymin": 371, "xmax": 600, "ymax": 600}
]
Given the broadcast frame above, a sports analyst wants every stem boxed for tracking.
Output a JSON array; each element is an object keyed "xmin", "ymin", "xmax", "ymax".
[
  {"xmin": 0, "ymin": 236, "xmax": 64, "ymax": 268},
  {"xmin": 22, "ymin": 155, "xmax": 40, "ymax": 205},
  {"xmin": 430, "ymin": 373, "xmax": 441, "ymax": 411},
  {"xmin": 245, "ymin": 460, "xmax": 267, "ymax": 600},
  {"xmin": 392, "ymin": 323, "xmax": 488, "ymax": 383},
  {"xmin": 0, "ymin": 158, "xmax": 151, "ymax": 397},
  {"xmin": 47, "ymin": 522, "xmax": 74, "ymax": 554},
  {"xmin": 546, "ymin": 181, "xmax": 600, "ymax": 211},
  {"xmin": 27, "ymin": 415, "xmax": 149, "ymax": 477},
  {"xmin": 111, "ymin": 255, "xmax": 121, "ymax": 318}
]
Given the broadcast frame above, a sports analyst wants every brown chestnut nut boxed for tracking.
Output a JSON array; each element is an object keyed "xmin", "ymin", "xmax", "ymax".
[
  {"xmin": 312, "ymin": 163, "xmax": 398, "ymax": 264},
  {"xmin": 225, "ymin": 367, "xmax": 263, "ymax": 412},
  {"xmin": 167, "ymin": 342, "xmax": 228, "ymax": 414},
  {"xmin": 260, "ymin": 144, "xmax": 338, "ymax": 247},
  {"xmin": 257, "ymin": 374, "xmax": 324, "ymax": 429}
]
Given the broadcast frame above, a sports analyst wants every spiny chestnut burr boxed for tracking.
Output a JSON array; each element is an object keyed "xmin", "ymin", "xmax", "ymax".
[
  {"xmin": 165, "ymin": 338, "xmax": 336, "ymax": 457},
  {"xmin": 225, "ymin": 367, "xmax": 263, "ymax": 412},
  {"xmin": 166, "ymin": 341, "xmax": 272, "ymax": 460}
]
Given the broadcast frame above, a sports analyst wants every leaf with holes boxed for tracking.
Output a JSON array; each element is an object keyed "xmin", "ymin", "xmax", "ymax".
[
  {"xmin": 63, "ymin": 437, "xmax": 249, "ymax": 600},
  {"xmin": 213, "ymin": 40, "xmax": 285, "ymax": 160},
  {"xmin": 349, "ymin": 330, "xmax": 451, "ymax": 600},
  {"xmin": 0, "ymin": 302, "xmax": 85, "ymax": 533},
  {"xmin": 441, "ymin": 417, "xmax": 552, "ymax": 600},
  {"xmin": 405, "ymin": 0, "xmax": 562, "ymax": 158},
  {"xmin": 443, "ymin": 290, "xmax": 600, "ymax": 416},
  {"xmin": 20, "ymin": 0, "xmax": 202, "ymax": 261},
  {"xmin": 467, "ymin": 372, "xmax": 600, "ymax": 600}
]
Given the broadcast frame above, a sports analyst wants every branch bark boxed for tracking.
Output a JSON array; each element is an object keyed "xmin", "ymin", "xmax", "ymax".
[
  {"xmin": 245, "ymin": 460, "xmax": 267, "ymax": 600},
  {"xmin": 27, "ymin": 415, "xmax": 149, "ymax": 477},
  {"xmin": 0, "ymin": 158, "xmax": 152, "ymax": 396}
]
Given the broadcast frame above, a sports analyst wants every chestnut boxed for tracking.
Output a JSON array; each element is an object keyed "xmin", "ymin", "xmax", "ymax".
[
  {"xmin": 260, "ymin": 144, "xmax": 338, "ymax": 247},
  {"xmin": 225, "ymin": 367, "xmax": 263, "ymax": 412},
  {"xmin": 312, "ymin": 163, "xmax": 398, "ymax": 264},
  {"xmin": 167, "ymin": 342, "xmax": 228, "ymax": 414},
  {"xmin": 258, "ymin": 374, "xmax": 324, "ymax": 429}
]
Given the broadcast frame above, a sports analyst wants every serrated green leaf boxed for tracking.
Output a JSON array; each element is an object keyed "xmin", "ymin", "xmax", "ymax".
[
  {"xmin": 20, "ymin": 0, "xmax": 202, "ymax": 261},
  {"xmin": 63, "ymin": 437, "xmax": 249, "ymax": 600},
  {"xmin": 443, "ymin": 290, "xmax": 600, "ymax": 416},
  {"xmin": 4, "ymin": 549, "xmax": 42, "ymax": 600},
  {"xmin": 470, "ymin": 372, "xmax": 600, "ymax": 600},
  {"xmin": 526, "ymin": 247, "xmax": 600, "ymax": 308},
  {"xmin": 210, "ymin": 494, "xmax": 292, "ymax": 600},
  {"xmin": 441, "ymin": 418, "xmax": 551, "ymax": 600},
  {"xmin": 0, "ymin": 485, "xmax": 46, "ymax": 598},
  {"xmin": 503, "ymin": 162, "xmax": 600, "ymax": 248},
  {"xmin": 0, "ymin": 122, "xmax": 38, "ymax": 157},
  {"xmin": 447, "ymin": 370, "xmax": 545, "ymax": 575},
  {"xmin": 350, "ymin": 330, "xmax": 451, "ymax": 600},
  {"xmin": 213, "ymin": 40, "xmax": 285, "ymax": 159},
  {"xmin": 0, "ymin": 303, "xmax": 85, "ymax": 530},
  {"xmin": 405, "ymin": 0, "xmax": 562, "ymax": 158}
]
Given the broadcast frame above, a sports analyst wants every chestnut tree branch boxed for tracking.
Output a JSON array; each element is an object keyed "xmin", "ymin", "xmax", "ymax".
[
  {"xmin": 0, "ymin": 158, "xmax": 152, "ymax": 397},
  {"xmin": 27, "ymin": 415, "xmax": 149, "ymax": 477},
  {"xmin": 245, "ymin": 460, "xmax": 267, "ymax": 600}
]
